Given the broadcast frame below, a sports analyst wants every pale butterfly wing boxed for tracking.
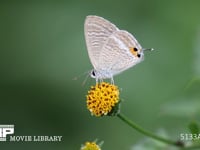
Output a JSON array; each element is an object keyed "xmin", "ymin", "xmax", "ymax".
[
  {"xmin": 97, "ymin": 30, "xmax": 143, "ymax": 76},
  {"xmin": 84, "ymin": 15, "xmax": 119, "ymax": 69}
]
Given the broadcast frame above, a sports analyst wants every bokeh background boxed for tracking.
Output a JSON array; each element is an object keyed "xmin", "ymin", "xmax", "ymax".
[{"xmin": 1, "ymin": 0, "xmax": 200, "ymax": 149}]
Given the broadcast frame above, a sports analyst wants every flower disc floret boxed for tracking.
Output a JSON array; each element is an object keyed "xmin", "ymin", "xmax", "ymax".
[
  {"xmin": 81, "ymin": 142, "xmax": 101, "ymax": 150},
  {"xmin": 86, "ymin": 82, "xmax": 120, "ymax": 117}
]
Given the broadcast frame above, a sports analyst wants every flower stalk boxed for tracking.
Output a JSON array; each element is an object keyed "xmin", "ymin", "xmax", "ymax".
[
  {"xmin": 117, "ymin": 113, "xmax": 200, "ymax": 149},
  {"xmin": 117, "ymin": 113, "xmax": 178, "ymax": 146}
]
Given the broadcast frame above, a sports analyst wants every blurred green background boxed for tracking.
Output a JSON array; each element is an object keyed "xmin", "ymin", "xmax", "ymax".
[{"xmin": 1, "ymin": 0, "xmax": 200, "ymax": 149}]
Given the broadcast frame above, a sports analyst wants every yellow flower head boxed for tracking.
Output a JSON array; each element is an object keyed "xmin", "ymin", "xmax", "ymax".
[
  {"xmin": 86, "ymin": 82, "xmax": 120, "ymax": 117},
  {"xmin": 81, "ymin": 141, "xmax": 101, "ymax": 150}
]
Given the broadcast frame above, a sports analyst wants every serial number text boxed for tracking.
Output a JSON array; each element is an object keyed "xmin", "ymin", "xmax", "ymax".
[{"xmin": 180, "ymin": 133, "xmax": 200, "ymax": 141}]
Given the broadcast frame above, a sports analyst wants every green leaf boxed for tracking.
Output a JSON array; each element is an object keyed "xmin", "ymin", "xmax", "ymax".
[
  {"xmin": 188, "ymin": 121, "xmax": 200, "ymax": 144},
  {"xmin": 188, "ymin": 121, "xmax": 199, "ymax": 135}
]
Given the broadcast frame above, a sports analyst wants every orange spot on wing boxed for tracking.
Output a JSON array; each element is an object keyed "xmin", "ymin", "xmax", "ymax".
[{"xmin": 129, "ymin": 47, "xmax": 138, "ymax": 57}]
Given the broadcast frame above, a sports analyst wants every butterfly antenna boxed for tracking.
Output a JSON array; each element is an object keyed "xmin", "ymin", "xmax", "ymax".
[
  {"xmin": 72, "ymin": 70, "xmax": 90, "ymax": 86},
  {"xmin": 82, "ymin": 71, "xmax": 90, "ymax": 86},
  {"xmin": 142, "ymin": 48, "xmax": 154, "ymax": 51},
  {"xmin": 72, "ymin": 73, "xmax": 83, "ymax": 81}
]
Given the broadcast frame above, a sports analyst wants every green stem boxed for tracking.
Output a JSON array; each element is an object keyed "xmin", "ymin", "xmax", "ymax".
[
  {"xmin": 117, "ymin": 113, "xmax": 200, "ymax": 149},
  {"xmin": 117, "ymin": 113, "xmax": 176, "ymax": 146}
]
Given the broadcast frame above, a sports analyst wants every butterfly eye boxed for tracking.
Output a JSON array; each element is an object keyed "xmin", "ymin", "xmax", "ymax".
[
  {"xmin": 92, "ymin": 70, "xmax": 96, "ymax": 76},
  {"xmin": 137, "ymin": 53, "xmax": 141, "ymax": 58},
  {"xmin": 134, "ymin": 47, "xmax": 138, "ymax": 51}
]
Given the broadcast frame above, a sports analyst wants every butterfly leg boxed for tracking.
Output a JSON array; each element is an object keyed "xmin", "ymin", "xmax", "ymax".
[
  {"xmin": 95, "ymin": 78, "xmax": 99, "ymax": 84},
  {"xmin": 110, "ymin": 77, "xmax": 114, "ymax": 84},
  {"xmin": 100, "ymin": 78, "xmax": 103, "ymax": 83}
]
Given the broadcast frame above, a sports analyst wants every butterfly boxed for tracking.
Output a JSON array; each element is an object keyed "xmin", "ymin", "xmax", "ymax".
[{"xmin": 84, "ymin": 15, "xmax": 153, "ymax": 83}]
